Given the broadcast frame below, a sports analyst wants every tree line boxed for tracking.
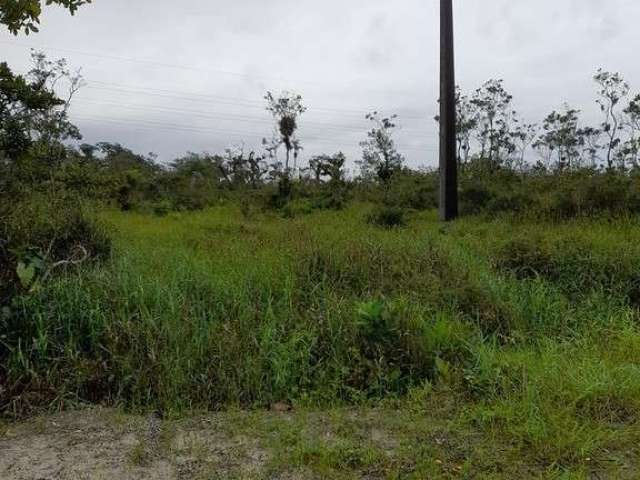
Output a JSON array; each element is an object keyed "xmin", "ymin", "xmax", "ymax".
[
  {"xmin": 4, "ymin": 51, "xmax": 640, "ymax": 220},
  {"xmin": 452, "ymin": 72, "xmax": 640, "ymax": 173}
]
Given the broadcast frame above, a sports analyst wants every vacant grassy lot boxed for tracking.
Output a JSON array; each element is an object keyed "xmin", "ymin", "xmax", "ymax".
[{"xmin": 3, "ymin": 205, "xmax": 640, "ymax": 477}]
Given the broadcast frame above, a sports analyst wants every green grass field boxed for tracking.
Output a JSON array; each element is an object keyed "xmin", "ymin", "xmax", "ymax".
[{"xmin": 4, "ymin": 204, "xmax": 640, "ymax": 477}]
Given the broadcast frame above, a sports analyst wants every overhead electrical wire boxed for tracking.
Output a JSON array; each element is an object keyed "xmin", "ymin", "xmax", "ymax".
[
  {"xmin": 72, "ymin": 97, "xmax": 438, "ymax": 137},
  {"xmin": 74, "ymin": 115, "xmax": 438, "ymax": 153},
  {"xmin": 0, "ymin": 40, "xmax": 423, "ymax": 97},
  {"xmin": 84, "ymin": 79, "xmax": 433, "ymax": 120},
  {"xmin": 2, "ymin": 41, "xmax": 440, "ymax": 157}
]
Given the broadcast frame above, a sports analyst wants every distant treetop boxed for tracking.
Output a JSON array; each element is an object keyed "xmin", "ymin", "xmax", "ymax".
[{"xmin": 1, "ymin": 0, "xmax": 91, "ymax": 35}]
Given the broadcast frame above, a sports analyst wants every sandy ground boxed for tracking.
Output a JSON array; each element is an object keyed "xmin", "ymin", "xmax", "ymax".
[
  {"xmin": 2, "ymin": 406, "xmax": 635, "ymax": 479},
  {"xmin": 0, "ymin": 408, "xmax": 272, "ymax": 480}
]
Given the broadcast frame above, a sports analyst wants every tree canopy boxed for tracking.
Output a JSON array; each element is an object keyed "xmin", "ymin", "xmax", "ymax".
[
  {"xmin": 0, "ymin": 52, "xmax": 81, "ymax": 167},
  {"xmin": 1, "ymin": 0, "xmax": 91, "ymax": 34}
]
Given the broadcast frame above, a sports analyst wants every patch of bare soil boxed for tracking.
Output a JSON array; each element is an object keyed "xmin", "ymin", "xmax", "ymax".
[
  {"xmin": 2, "ymin": 406, "xmax": 634, "ymax": 479},
  {"xmin": 0, "ymin": 408, "xmax": 270, "ymax": 480}
]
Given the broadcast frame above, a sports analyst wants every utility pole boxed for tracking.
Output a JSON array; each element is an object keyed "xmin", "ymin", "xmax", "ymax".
[{"xmin": 439, "ymin": 0, "xmax": 458, "ymax": 221}]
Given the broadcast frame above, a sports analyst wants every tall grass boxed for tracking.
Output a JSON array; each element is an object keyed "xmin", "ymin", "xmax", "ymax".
[{"xmin": 2, "ymin": 204, "xmax": 640, "ymax": 465}]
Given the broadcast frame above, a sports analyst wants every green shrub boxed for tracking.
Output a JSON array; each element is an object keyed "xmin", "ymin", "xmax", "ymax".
[
  {"xmin": 4, "ymin": 194, "xmax": 110, "ymax": 261},
  {"xmin": 170, "ymin": 187, "xmax": 214, "ymax": 211},
  {"xmin": 366, "ymin": 206, "xmax": 407, "ymax": 229},
  {"xmin": 494, "ymin": 236, "xmax": 558, "ymax": 280},
  {"xmin": 350, "ymin": 300, "xmax": 434, "ymax": 396},
  {"xmin": 459, "ymin": 184, "xmax": 494, "ymax": 215},
  {"xmin": 152, "ymin": 200, "xmax": 172, "ymax": 217},
  {"xmin": 0, "ymin": 193, "xmax": 110, "ymax": 307},
  {"xmin": 487, "ymin": 189, "xmax": 532, "ymax": 215},
  {"xmin": 537, "ymin": 171, "xmax": 639, "ymax": 218},
  {"xmin": 385, "ymin": 171, "xmax": 438, "ymax": 210},
  {"xmin": 311, "ymin": 188, "xmax": 350, "ymax": 211}
]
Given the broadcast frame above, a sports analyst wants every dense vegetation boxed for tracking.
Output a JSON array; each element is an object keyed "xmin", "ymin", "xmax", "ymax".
[
  {"xmin": 3, "ymin": 206, "xmax": 640, "ymax": 476},
  {"xmin": 3, "ymin": 45, "xmax": 640, "ymax": 476}
]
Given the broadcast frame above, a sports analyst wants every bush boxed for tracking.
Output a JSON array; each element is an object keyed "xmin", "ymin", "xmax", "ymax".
[
  {"xmin": 536, "ymin": 171, "xmax": 640, "ymax": 219},
  {"xmin": 494, "ymin": 235, "xmax": 558, "ymax": 280},
  {"xmin": 1, "ymin": 193, "xmax": 111, "ymax": 305},
  {"xmin": 350, "ymin": 300, "xmax": 434, "ymax": 396},
  {"xmin": 170, "ymin": 186, "xmax": 216, "ymax": 211},
  {"xmin": 152, "ymin": 200, "xmax": 172, "ymax": 217},
  {"xmin": 4, "ymin": 195, "xmax": 110, "ymax": 260},
  {"xmin": 459, "ymin": 171, "xmax": 533, "ymax": 217},
  {"xmin": 385, "ymin": 171, "xmax": 438, "ymax": 210},
  {"xmin": 366, "ymin": 206, "xmax": 407, "ymax": 229},
  {"xmin": 311, "ymin": 187, "xmax": 350, "ymax": 211},
  {"xmin": 459, "ymin": 183, "xmax": 494, "ymax": 215}
]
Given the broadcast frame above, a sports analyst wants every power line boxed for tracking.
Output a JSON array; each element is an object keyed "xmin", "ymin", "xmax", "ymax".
[
  {"xmin": 82, "ymin": 81, "xmax": 432, "ymax": 120},
  {"xmin": 86, "ymin": 80, "xmax": 380, "ymax": 116},
  {"xmin": 0, "ymin": 40, "xmax": 421, "ymax": 96},
  {"xmin": 74, "ymin": 115, "xmax": 439, "ymax": 152},
  {"xmin": 0, "ymin": 40, "xmax": 277, "ymax": 81},
  {"xmin": 75, "ymin": 115, "xmax": 267, "ymax": 138},
  {"xmin": 10, "ymin": 68, "xmax": 433, "ymax": 123},
  {"xmin": 2, "ymin": 43, "xmax": 438, "ymax": 156},
  {"xmin": 72, "ymin": 98, "xmax": 438, "ymax": 137},
  {"xmin": 75, "ymin": 114, "xmax": 438, "ymax": 152}
]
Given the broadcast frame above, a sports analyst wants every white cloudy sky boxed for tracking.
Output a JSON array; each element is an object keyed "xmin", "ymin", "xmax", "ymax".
[{"xmin": 1, "ymin": 0, "xmax": 640, "ymax": 168}]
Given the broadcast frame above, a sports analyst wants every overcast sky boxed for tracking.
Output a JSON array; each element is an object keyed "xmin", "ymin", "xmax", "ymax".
[{"xmin": 2, "ymin": 0, "xmax": 640, "ymax": 169}]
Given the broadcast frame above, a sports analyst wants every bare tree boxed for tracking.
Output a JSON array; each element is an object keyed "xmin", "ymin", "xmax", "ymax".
[
  {"xmin": 454, "ymin": 88, "xmax": 478, "ymax": 166},
  {"xmin": 621, "ymin": 95, "xmax": 640, "ymax": 169},
  {"xmin": 470, "ymin": 79, "xmax": 515, "ymax": 169},
  {"xmin": 509, "ymin": 119, "xmax": 537, "ymax": 172},
  {"xmin": 534, "ymin": 107, "xmax": 583, "ymax": 171},
  {"xmin": 435, "ymin": 86, "xmax": 477, "ymax": 167},
  {"xmin": 594, "ymin": 69, "xmax": 630, "ymax": 169}
]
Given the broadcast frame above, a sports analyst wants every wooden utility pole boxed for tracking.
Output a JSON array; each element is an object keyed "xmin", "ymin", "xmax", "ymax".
[{"xmin": 439, "ymin": 0, "xmax": 458, "ymax": 221}]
